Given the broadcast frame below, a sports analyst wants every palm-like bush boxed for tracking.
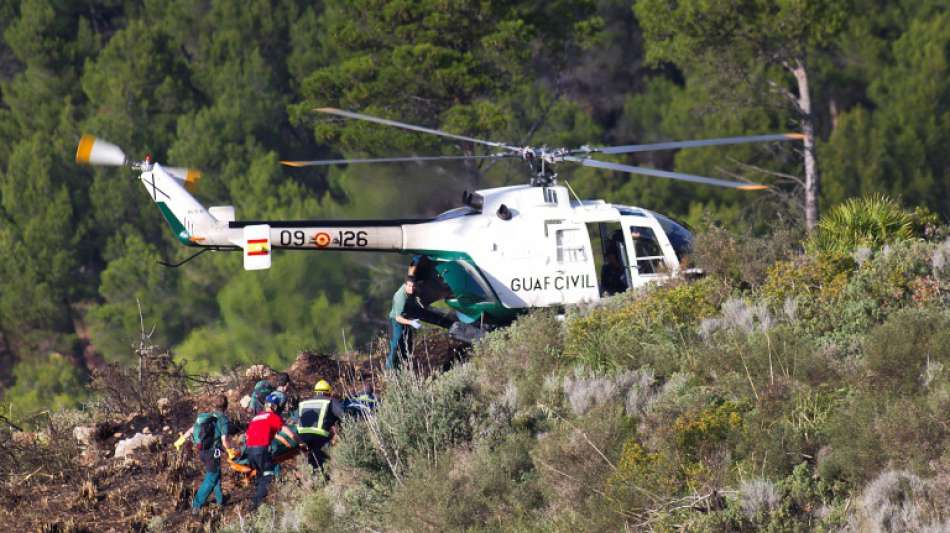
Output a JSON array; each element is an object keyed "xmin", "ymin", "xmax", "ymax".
[{"xmin": 807, "ymin": 195, "xmax": 915, "ymax": 254}]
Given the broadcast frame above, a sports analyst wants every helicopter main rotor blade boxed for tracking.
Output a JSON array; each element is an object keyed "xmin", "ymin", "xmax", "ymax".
[
  {"xmin": 580, "ymin": 133, "xmax": 804, "ymax": 155},
  {"xmin": 563, "ymin": 156, "xmax": 767, "ymax": 190},
  {"xmin": 281, "ymin": 154, "xmax": 514, "ymax": 167},
  {"xmin": 314, "ymin": 108, "xmax": 518, "ymax": 151}
]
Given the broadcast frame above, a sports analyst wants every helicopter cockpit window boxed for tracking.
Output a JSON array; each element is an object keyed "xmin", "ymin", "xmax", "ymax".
[
  {"xmin": 556, "ymin": 228, "xmax": 588, "ymax": 264},
  {"xmin": 629, "ymin": 226, "xmax": 664, "ymax": 274},
  {"xmin": 653, "ymin": 213, "xmax": 693, "ymax": 262}
]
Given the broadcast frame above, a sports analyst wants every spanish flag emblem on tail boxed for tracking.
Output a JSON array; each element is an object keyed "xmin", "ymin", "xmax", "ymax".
[
  {"xmin": 247, "ymin": 239, "xmax": 269, "ymax": 256},
  {"xmin": 243, "ymin": 225, "xmax": 272, "ymax": 270}
]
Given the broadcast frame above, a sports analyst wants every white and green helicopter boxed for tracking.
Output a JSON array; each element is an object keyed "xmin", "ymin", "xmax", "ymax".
[{"xmin": 77, "ymin": 108, "xmax": 801, "ymax": 336}]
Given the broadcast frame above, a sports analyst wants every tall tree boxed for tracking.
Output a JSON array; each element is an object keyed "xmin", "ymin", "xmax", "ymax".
[
  {"xmin": 821, "ymin": 6, "xmax": 950, "ymax": 215},
  {"xmin": 294, "ymin": 0, "xmax": 601, "ymax": 197},
  {"xmin": 635, "ymin": 0, "xmax": 849, "ymax": 230}
]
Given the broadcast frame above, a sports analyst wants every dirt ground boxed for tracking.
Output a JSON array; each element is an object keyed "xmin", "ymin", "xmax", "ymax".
[{"xmin": 0, "ymin": 332, "xmax": 468, "ymax": 532}]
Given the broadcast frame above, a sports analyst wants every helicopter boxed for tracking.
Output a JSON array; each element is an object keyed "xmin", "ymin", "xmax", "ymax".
[{"xmin": 76, "ymin": 109, "xmax": 802, "ymax": 337}]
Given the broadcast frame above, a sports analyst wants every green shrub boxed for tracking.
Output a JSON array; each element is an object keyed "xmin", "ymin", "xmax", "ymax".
[
  {"xmin": 695, "ymin": 322, "xmax": 840, "ymax": 417},
  {"xmin": 844, "ymin": 470, "xmax": 949, "ymax": 532},
  {"xmin": 826, "ymin": 241, "xmax": 937, "ymax": 343},
  {"xmin": 565, "ymin": 278, "xmax": 725, "ymax": 372},
  {"xmin": 382, "ymin": 433, "xmax": 543, "ymax": 532},
  {"xmin": 819, "ymin": 395, "xmax": 885, "ymax": 485},
  {"xmin": 861, "ymin": 308, "xmax": 950, "ymax": 396},
  {"xmin": 609, "ymin": 393, "xmax": 749, "ymax": 513},
  {"xmin": 763, "ymin": 239, "xmax": 941, "ymax": 346},
  {"xmin": 333, "ymin": 363, "xmax": 482, "ymax": 483},
  {"xmin": 1, "ymin": 352, "xmax": 88, "ymax": 421},
  {"xmin": 760, "ymin": 253, "xmax": 854, "ymax": 328},
  {"xmin": 534, "ymin": 404, "xmax": 636, "ymax": 528},
  {"xmin": 691, "ymin": 225, "xmax": 801, "ymax": 289},
  {"xmin": 561, "ymin": 366, "xmax": 657, "ymax": 417},
  {"xmin": 671, "ymin": 400, "xmax": 746, "ymax": 463},
  {"xmin": 685, "ymin": 462, "xmax": 849, "ymax": 531},
  {"xmin": 806, "ymin": 195, "xmax": 918, "ymax": 255},
  {"xmin": 473, "ymin": 310, "xmax": 564, "ymax": 411}
]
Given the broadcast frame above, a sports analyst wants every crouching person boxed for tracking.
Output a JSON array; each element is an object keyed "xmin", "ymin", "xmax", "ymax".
[
  {"xmin": 245, "ymin": 392, "xmax": 293, "ymax": 511},
  {"xmin": 298, "ymin": 379, "xmax": 345, "ymax": 478}
]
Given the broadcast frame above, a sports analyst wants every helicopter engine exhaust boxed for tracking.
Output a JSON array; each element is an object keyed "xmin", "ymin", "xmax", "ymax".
[{"xmin": 462, "ymin": 190, "xmax": 484, "ymax": 211}]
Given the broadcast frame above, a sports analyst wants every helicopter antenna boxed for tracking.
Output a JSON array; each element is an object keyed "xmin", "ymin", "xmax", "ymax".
[{"xmin": 562, "ymin": 179, "xmax": 584, "ymax": 205}]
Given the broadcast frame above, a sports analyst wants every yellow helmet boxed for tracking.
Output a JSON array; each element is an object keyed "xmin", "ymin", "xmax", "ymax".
[{"xmin": 314, "ymin": 379, "xmax": 332, "ymax": 393}]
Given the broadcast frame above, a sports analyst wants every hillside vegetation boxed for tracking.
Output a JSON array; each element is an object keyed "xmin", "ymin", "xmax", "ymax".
[
  {"xmin": 183, "ymin": 206, "xmax": 950, "ymax": 530},
  {"xmin": 234, "ymin": 217, "xmax": 948, "ymax": 532}
]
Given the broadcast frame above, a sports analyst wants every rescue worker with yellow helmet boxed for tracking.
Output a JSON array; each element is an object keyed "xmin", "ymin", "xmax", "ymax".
[{"xmin": 297, "ymin": 379, "xmax": 346, "ymax": 476}]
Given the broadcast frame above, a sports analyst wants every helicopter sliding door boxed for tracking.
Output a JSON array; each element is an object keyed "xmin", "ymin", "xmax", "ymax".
[
  {"xmin": 549, "ymin": 222, "xmax": 598, "ymax": 303},
  {"xmin": 504, "ymin": 221, "xmax": 598, "ymax": 306}
]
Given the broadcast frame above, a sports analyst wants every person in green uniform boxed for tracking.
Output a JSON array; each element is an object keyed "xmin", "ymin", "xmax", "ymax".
[
  {"xmin": 387, "ymin": 277, "xmax": 421, "ymax": 369},
  {"xmin": 176, "ymin": 395, "xmax": 232, "ymax": 513}
]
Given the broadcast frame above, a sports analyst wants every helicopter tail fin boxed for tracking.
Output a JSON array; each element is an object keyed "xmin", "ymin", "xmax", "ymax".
[
  {"xmin": 143, "ymin": 163, "xmax": 219, "ymax": 246},
  {"xmin": 75, "ymin": 135, "xmax": 237, "ymax": 250}
]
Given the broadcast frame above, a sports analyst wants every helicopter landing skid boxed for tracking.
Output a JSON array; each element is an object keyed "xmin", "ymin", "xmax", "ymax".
[{"xmin": 448, "ymin": 321, "xmax": 485, "ymax": 344}]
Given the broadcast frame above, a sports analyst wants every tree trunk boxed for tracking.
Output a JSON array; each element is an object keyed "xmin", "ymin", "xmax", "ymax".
[{"xmin": 790, "ymin": 59, "xmax": 820, "ymax": 232}]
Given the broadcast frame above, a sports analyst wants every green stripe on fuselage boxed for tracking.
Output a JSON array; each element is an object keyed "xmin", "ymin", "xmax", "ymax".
[
  {"xmin": 157, "ymin": 202, "xmax": 195, "ymax": 246},
  {"xmin": 404, "ymin": 249, "xmax": 519, "ymax": 323}
]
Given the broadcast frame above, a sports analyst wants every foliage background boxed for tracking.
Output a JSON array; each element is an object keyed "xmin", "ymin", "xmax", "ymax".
[{"xmin": 1, "ymin": 0, "xmax": 950, "ymax": 419}]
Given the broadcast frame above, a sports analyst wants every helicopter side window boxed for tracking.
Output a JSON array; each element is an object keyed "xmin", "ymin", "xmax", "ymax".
[
  {"xmin": 629, "ymin": 226, "xmax": 663, "ymax": 274},
  {"xmin": 556, "ymin": 228, "xmax": 588, "ymax": 264}
]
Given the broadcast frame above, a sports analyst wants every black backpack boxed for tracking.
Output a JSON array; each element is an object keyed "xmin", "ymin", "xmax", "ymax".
[
  {"xmin": 251, "ymin": 380, "xmax": 275, "ymax": 414},
  {"xmin": 194, "ymin": 413, "xmax": 218, "ymax": 450}
]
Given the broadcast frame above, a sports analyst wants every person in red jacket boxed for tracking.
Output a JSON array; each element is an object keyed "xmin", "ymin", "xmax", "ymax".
[{"xmin": 245, "ymin": 392, "xmax": 293, "ymax": 510}]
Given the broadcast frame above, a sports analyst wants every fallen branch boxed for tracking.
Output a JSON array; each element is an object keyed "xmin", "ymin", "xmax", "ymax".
[
  {"xmin": 17, "ymin": 466, "xmax": 44, "ymax": 484},
  {"xmin": 0, "ymin": 413, "xmax": 22, "ymax": 432},
  {"xmin": 535, "ymin": 459, "xmax": 644, "ymax": 521}
]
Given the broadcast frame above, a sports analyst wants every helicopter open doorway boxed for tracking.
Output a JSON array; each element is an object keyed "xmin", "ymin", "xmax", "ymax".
[{"xmin": 585, "ymin": 222, "xmax": 630, "ymax": 296}]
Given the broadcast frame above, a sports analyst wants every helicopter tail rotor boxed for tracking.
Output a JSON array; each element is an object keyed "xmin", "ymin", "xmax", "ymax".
[
  {"xmin": 75, "ymin": 135, "xmax": 128, "ymax": 167},
  {"xmin": 165, "ymin": 167, "xmax": 203, "ymax": 192},
  {"xmin": 76, "ymin": 136, "xmax": 205, "ymax": 192}
]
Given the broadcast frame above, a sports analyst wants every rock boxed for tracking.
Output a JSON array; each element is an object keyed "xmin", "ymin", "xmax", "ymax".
[
  {"xmin": 11, "ymin": 431, "xmax": 36, "ymax": 447},
  {"xmin": 156, "ymin": 397, "xmax": 171, "ymax": 416},
  {"xmin": 245, "ymin": 364, "xmax": 273, "ymax": 379},
  {"xmin": 74, "ymin": 426, "xmax": 95, "ymax": 448},
  {"xmin": 114, "ymin": 432, "xmax": 158, "ymax": 459},
  {"xmin": 78, "ymin": 447, "xmax": 100, "ymax": 466}
]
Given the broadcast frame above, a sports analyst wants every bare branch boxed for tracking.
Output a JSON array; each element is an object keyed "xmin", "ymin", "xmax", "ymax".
[
  {"xmin": 723, "ymin": 157, "xmax": 806, "ymax": 187},
  {"xmin": 535, "ymin": 459, "xmax": 644, "ymax": 521},
  {"xmin": 0, "ymin": 413, "xmax": 22, "ymax": 432},
  {"xmin": 766, "ymin": 79, "xmax": 800, "ymax": 110}
]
